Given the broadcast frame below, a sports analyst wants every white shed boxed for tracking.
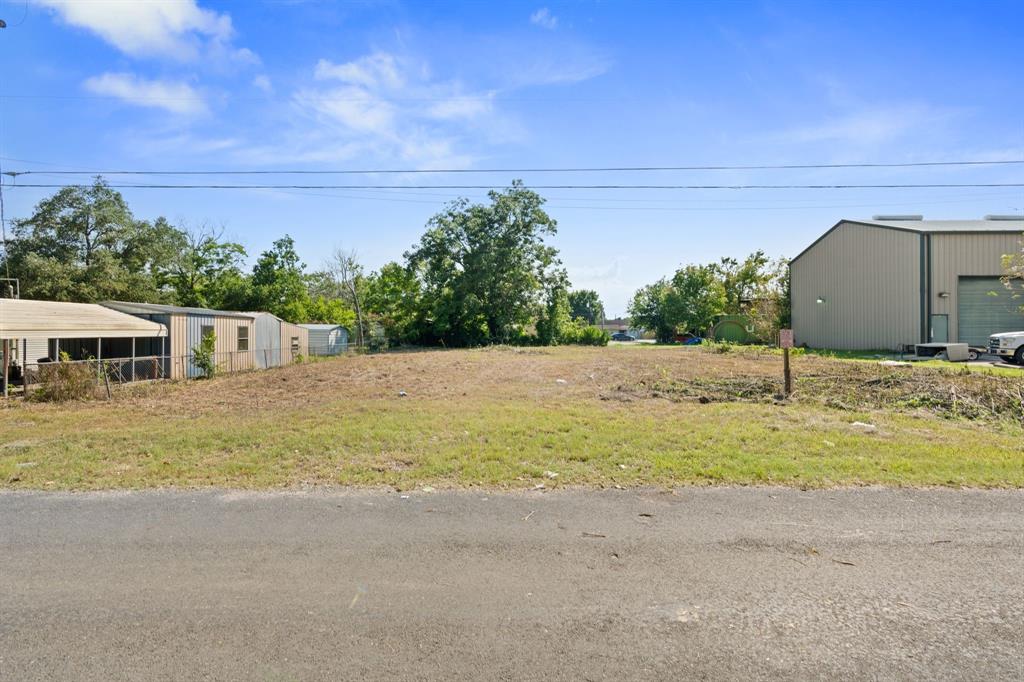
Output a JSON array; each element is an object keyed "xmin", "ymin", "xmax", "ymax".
[{"xmin": 298, "ymin": 324, "xmax": 348, "ymax": 356}]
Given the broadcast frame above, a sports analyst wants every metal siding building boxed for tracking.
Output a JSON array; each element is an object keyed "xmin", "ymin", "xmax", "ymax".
[
  {"xmin": 791, "ymin": 218, "xmax": 1024, "ymax": 350},
  {"xmin": 102, "ymin": 302, "xmax": 255, "ymax": 378},
  {"xmin": 249, "ymin": 313, "xmax": 310, "ymax": 368},
  {"xmin": 298, "ymin": 324, "xmax": 349, "ymax": 356}
]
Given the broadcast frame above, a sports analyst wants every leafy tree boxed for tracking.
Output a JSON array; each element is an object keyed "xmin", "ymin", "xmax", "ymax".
[
  {"xmin": 4, "ymin": 178, "xmax": 179, "ymax": 302},
  {"xmin": 305, "ymin": 295, "xmax": 356, "ymax": 327},
  {"xmin": 164, "ymin": 226, "xmax": 248, "ymax": 309},
  {"xmin": 628, "ymin": 279, "xmax": 676, "ymax": 343},
  {"xmin": 568, "ymin": 289, "xmax": 605, "ymax": 324},
  {"xmin": 249, "ymin": 235, "xmax": 310, "ymax": 322},
  {"xmin": 670, "ymin": 264, "xmax": 727, "ymax": 335},
  {"xmin": 192, "ymin": 330, "xmax": 218, "ymax": 379},
  {"xmin": 363, "ymin": 262, "xmax": 424, "ymax": 345},
  {"xmin": 714, "ymin": 251, "xmax": 771, "ymax": 314},
  {"xmin": 536, "ymin": 284, "xmax": 573, "ymax": 345},
  {"xmin": 405, "ymin": 181, "xmax": 565, "ymax": 346}
]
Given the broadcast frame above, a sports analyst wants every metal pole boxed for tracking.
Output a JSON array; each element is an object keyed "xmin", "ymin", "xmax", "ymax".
[
  {"xmin": 2, "ymin": 339, "xmax": 9, "ymax": 398},
  {"xmin": 131, "ymin": 337, "xmax": 136, "ymax": 382}
]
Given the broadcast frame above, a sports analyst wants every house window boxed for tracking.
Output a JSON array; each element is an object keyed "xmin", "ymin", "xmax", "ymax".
[
  {"xmin": 291, "ymin": 337, "xmax": 300, "ymax": 352},
  {"xmin": 201, "ymin": 325, "xmax": 215, "ymax": 342},
  {"xmin": 237, "ymin": 325, "xmax": 249, "ymax": 352}
]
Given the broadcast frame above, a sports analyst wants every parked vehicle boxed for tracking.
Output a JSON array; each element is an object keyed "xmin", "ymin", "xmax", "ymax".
[
  {"xmin": 611, "ymin": 332, "xmax": 635, "ymax": 342},
  {"xmin": 988, "ymin": 332, "xmax": 1024, "ymax": 365}
]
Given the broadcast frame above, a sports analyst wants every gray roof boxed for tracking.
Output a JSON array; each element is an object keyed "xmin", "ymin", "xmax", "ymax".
[
  {"xmin": 791, "ymin": 218, "xmax": 1024, "ymax": 264},
  {"xmin": 853, "ymin": 218, "xmax": 1024, "ymax": 233},
  {"xmin": 102, "ymin": 301, "xmax": 254, "ymax": 319},
  {"xmin": 298, "ymin": 323, "xmax": 346, "ymax": 331}
]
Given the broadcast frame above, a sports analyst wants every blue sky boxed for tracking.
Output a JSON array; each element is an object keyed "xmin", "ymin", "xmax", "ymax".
[{"xmin": 2, "ymin": 0, "xmax": 1022, "ymax": 315}]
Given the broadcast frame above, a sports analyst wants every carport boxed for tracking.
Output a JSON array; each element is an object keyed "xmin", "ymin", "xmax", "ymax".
[{"xmin": 0, "ymin": 299, "xmax": 168, "ymax": 396}]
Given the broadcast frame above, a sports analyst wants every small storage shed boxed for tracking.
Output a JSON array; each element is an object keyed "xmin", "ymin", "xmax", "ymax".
[
  {"xmin": 0, "ymin": 299, "xmax": 167, "ymax": 393},
  {"xmin": 102, "ymin": 302, "xmax": 255, "ymax": 378},
  {"xmin": 248, "ymin": 312, "xmax": 310, "ymax": 368},
  {"xmin": 298, "ymin": 324, "xmax": 349, "ymax": 356}
]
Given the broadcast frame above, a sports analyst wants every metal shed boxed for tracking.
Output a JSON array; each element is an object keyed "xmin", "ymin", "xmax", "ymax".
[
  {"xmin": 102, "ymin": 302, "xmax": 255, "ymax": 378},
  {"xmin": 248, "ymin": 312, "xmax": 310, "ymax": 368},
  {"xmin": 298, "ymin": 324, "xmax": 349, "ymax": 356},
  {"xmin": 791, "ymin": 217, "xmax": 1024, "ymax": 350}
]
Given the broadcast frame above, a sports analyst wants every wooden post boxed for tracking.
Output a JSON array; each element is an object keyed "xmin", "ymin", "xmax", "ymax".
[
  {"xmin": 779, "ymin": 329, "xmax": 794, "ymax": 399},
  {"xmin": 783, "ymin": 347, "xmax": 792, "ymax": 397}
]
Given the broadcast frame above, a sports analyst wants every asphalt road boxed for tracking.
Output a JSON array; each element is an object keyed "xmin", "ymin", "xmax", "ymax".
[{"xmin": 1, "ymin": 487, "xmax": 1021, "ymax": 681}]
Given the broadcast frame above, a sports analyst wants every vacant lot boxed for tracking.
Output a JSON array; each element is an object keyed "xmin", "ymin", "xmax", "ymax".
[{"xmin": 1, "ymin": 345, "xmax": 1022, "ymax": 489}]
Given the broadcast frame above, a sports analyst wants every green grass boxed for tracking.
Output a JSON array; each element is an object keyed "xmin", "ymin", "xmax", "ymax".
[{"xmin": 2, "ymin": 394, "xmax": 1021, "ymax": 490}]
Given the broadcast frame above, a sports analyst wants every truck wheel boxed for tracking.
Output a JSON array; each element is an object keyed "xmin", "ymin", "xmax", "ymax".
[{"xmin": 1014, "ymin": 348, "xmax": 1024, "ymax": 366}]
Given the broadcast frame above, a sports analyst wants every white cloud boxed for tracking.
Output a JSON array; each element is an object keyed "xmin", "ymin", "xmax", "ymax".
[
  {"xmin": 282, "ymin": 52, "xmax": 504, "ymax": 167},
  {"xmin": 252, "ymin": 75, "xmax": 274, "ymax": 93},
  {"xmin": 315, "ymin": 53, "xmax": 405, "ymax": 89},
  {"xmin": 83, "ymin": 73, "xmax": 208, "ymax": 115},
  {"xmin": 530, "ymin": 8, "xmax": 559, "ymax": 30},
  {"xmin": 35, "ymin": 0, "xmax": 255, "ymax": 64}
]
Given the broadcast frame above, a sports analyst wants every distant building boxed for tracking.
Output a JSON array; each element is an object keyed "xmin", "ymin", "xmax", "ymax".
[
  {"xmin": 597, "ymin": 318, "xmax": 645, "ymax": 338},
  {"xmin": 298, "ymin": 324, "xmax": 349, "ymax": 355},
  {"xmin": 791, "ymin": 216, "xmax": 1024, "ymax": 350}
]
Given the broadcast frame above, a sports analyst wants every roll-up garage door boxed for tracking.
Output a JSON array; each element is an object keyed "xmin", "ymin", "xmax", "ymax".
[{"xmin": 957, "ymin": 277, "xmax": 1024, "ymax": 345}]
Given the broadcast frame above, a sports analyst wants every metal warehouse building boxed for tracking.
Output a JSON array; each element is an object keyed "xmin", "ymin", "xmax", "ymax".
[{"xmin": 791, "ymin": 216, "xmax": 1024, "ymax": 350}]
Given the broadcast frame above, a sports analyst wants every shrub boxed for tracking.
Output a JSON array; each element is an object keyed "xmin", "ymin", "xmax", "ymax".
[
  {"xmin": 34, "ymin": 352, "xmax": 96, "ymax": 402},
  {"xmin": 573, "ymin": 324, "xmax": 610, "ymax": 346},
  {"xmin": 192, "ymin": 332, "xmax": 218, "ymax": 379}
]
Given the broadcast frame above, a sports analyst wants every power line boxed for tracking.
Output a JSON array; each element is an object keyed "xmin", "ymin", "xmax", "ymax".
[
  {"xmin": 4, "ymin": 183, "xmax": 1023, "ymax": 190},
  {"xmin": 5, "ymin": 159, "xmax": 1023, "ymax": 176}
]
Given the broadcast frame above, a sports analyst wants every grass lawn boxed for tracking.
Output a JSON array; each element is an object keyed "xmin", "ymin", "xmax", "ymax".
[{"xmin": 1, "ymin": 345, "xmax": 1022, "ymax": 490}]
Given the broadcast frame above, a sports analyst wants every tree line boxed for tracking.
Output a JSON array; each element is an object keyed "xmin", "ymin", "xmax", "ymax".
[
  {"xmin": 2, "ymin": 178, "xmax": 610, "ymax": 347},
  {"xmin": 628, "ymin": 251, "xmax": 790, "ymax": 343}
]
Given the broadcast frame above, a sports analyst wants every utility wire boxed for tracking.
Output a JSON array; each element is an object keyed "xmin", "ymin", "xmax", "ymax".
[
  {"xmin": 6, "ymin": 159, "xmax": 1023, "ymax": 176},
  {"xmin": 3, "ymin": 183, "xmax": 1023, "ymax": 190}
]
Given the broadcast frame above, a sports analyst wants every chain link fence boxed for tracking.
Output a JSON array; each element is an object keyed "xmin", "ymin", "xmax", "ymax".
[{"xmin": 4, "ymin": 342, "xmax": 375, "ymax": 400}]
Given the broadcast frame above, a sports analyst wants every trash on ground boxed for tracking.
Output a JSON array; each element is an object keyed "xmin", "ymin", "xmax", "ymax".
[
  {"xmin": 850, "ymin": 421, "xmax": 878, "ymax": 433},
  {"xmin": 582, "ymin": 531, "xmax": 606, "ymax": 538},
  {"xmin": 398, "ymin": 390, "xmax": 408, "ymax": 397},
  {"xmin": 555, "ymin": 379, "xmax": 568, "ymax": 385},
  {"xmin": 543, "ymin": 470, "xmax": 559, "ymax": 479}
]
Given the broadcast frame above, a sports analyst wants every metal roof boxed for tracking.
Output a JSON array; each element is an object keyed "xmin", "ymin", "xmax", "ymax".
[
  {"xmin": 854, "ymin": 218, "xmax": 1024, "ymax": 233},
  {"xmin": 791, "ymin": 218, "xmax": 1024, "ymax": 265},
  {"xmin": 101, "ymin": 301, "xmax": 254, "ymax": 318},
  {"xmin": 297, "ymin": 323, "xmax": 345, "ymax": 331},
  {"xmin": 0, "ymin": 299, "xmax": 167, "ymax": 339}
]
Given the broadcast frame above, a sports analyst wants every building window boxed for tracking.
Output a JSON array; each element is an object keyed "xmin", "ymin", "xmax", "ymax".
[
  {"xmin": 201, "ymin": 325, "xmax": 215, "ymax": 342},
  {"xmin": 237, "ymin": 325, "xmax": 249, "ymax": 352},
  {"xmin": 291, "ymin": 337, "xmax": 300, "ymax": 352}
]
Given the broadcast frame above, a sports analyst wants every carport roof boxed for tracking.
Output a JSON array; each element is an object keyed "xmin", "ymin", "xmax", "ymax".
[
  {"xmin": 0, "ymin": 299, "xmax": 167, "ymax": 339},
  {"xmin": 101, "ymin": 301, "xmax": 254, "ymax": 318}
]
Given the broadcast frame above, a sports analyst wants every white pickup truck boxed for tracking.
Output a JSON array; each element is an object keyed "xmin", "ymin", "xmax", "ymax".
[{"xmin": 988, "ymin": 332, "xmax": 1024, "ymax": 365}]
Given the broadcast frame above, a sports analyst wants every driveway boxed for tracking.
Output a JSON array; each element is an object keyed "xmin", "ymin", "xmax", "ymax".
[{"xmin": 1, "ymin": 487, "xmax": 1021, "ymax": 680}]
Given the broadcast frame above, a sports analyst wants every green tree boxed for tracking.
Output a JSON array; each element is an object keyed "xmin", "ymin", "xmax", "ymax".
[
  {"xmin": 669, "ymin": 264, "xmax": 727, "ymax": 335},
  {"xmin": 164, "ymin": 227, "xmax": 248, "ymax": 309},
  {"xmin": 714, "ymin": 251, "xmax": 771, "ymax": 314},
  {"xmin": 568, "ymin": 289, "xmax": 605, "ymax": 324},
  {"xmin": 628, "ymin": 279, "xmax": 676, "ymax": 343},
  {"xmin": 249, "ymin": 235, "xmax": 310, "ymax": 322},
  {"xmin": 536, "ymin": 283, "xmax": 573, "ymax": 345},
  {"xmin": 405, "ymin": 181, "xmax": 565, "ymax": 346},
  {"xmin": 4, "ymin": 178, "xmax": 179, "ymax": 302},
  {"xmin": 363, "ymin": 262, "xmax": 424, "ymax": 345}
]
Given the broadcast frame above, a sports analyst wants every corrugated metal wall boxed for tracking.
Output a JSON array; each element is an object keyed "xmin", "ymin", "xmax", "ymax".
[
  {"xmin": 280, "ymin": 322, "xmax": 308, "ymax": 362},
  {"xmin": 253, "ymin": 314, "xmax": 282, "ymax": 368},
  {"xmin": 929, "ymin": 233, "xmax": 1022, "ymax": 342},
  {"xmin": 791, "ymin": 222, "xmax": 921, "ymax": 349}
]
